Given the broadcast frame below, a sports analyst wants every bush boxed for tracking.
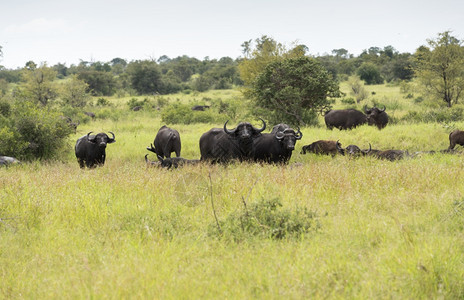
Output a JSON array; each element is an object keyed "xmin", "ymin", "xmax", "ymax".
[
  {"xmin": 341, "ymin": 97, "xmax": 356, "ymax": 105},
  {"xmin": 161, "ymin": 103, "xmax": 225, "ymax": 124},
  {"xmin": 0, "ymin": 101, "xmax": 73, "ymax": 160},
  {"xmin": 210, "ymin": 197, "xmax": 321, "ymax": 241}
]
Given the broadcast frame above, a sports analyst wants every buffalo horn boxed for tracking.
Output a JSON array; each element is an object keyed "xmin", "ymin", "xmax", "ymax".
[
  {"xmin": 254, "ymin": 118, "xmax": 266, "ymax": 133},
  {"xmin": 86, "ymin": 131, "xmax": 96, "ymax": 143},
  {"xmin": 223, "ymin": 120, "xmax": 236, "ymax": 134},
  {"xmin": 108, "ymin": 131, "xmax": 116, "ymax": 142},
  {"xmin": 380, "ymin": 105, "xmax": 386, "ymax": 112},
  {"xmin": 294, "ymin": 126, "xmax": 303, "ymax": 140},
  {"xmin": 275, "ymin": 131, "xmax": 285, "ymax": 140},
  {"xmin": 362, "ymin": 143, "xmax": 372, "ymax": 154}
]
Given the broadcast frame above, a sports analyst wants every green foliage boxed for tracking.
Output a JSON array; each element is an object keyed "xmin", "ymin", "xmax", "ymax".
[
  {"xmin": 414, "ymin": 31, "xmax": 464, "ymax": 107},
  {"xmin": 357, "ymin": 62, "xmax": 384, "ymax": 84},
  {"xmin": 238, "ymin": 35, "xmax": 307, "ymax": 87},
  {"xmin": 77, "ymin": 70, "xmax": 117, "ymax": 96},
  {"xmin": 211, "ymin": 197, "xmax": 321, "ymax": 241},
  {"xmin": 58, "ymin": 75, "xmax": 91, "ymax": 107},
  {"xmin": 18, "ymin": 63, "xmax": 58, "ymax": 105},
  {"xmin": 161, "ymin": 103, "xmax": 225, "ymax": 124},
  {"xmin": 126, "ymin": 60, "xmax": 163, "ymax": 95},
  {"xmin": 250, "ymin": 56, "xmax": 341, "ymax": 125},
  {"xmin": 96, "ymin": 97, "xmax": 111, "ymax": 106},
  {"xmin": 400, "ymin": 106, "xmax": 464, "ymax": 123},
  {"xmin": 0, "ymin": 101, "xmax": 72, "ymax": 159}
]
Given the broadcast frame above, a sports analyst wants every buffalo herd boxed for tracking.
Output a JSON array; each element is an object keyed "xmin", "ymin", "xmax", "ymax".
[{"xmin": 3, "ymin": 106, "xmax": 464, "ymax": 169}]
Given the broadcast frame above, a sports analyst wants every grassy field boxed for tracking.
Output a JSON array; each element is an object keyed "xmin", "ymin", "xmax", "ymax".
[{"xmin": 1, "ymin": 85, "xmax": 464, "ymax": 298}]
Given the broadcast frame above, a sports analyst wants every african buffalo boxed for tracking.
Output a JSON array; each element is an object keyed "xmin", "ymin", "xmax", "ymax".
[
  {"xmin": 144, "ymin": 154, "xmax": 160, "ymax": 167},
  {"xmin": 192, "ymin": 105, "xmax": 210, "ymax": 111},
  {"xmin": 155, "ymin": 155, "xmax": 201, "ymax": 169},
  {"xmin": 147, "ymin": 125, "xmax": 181, "ymax": 158},
  {"xmin": 366, "ymin": 106, "xmax": 388, "ymax": 129},
  {"xmin": 253, "ymin": 126, "xmax": 302, "ymax": 163},
  {"xmin": 199, "ymin": 119, "xmax": 266, "ymax": 163},
  {"xmin": 368, "ymin": 149, "xmax": 408, "ymax": 161},
  {"xmin": 448, "ymin": 129, "xmax": 464, "ymax": 150},
  {"xmin": 336, "ymin": 143, "xmax": 371, "ymax": 157},
  {"xmin": 75, "ymin": 132, "xmax": 116, "ymax": 168},
  {"xmin": 0, "ymin": 156, "xmax": 21, "ymax": 167},
  {"xmin": 84, "ymin": 111, "xmax": 96, "ymax": 120},
  {"xmin": 301, "ymin": 140, "xmax": 343, "ymax": 156},
  {"xmin": 270, "ymin": 123, "xmax": 291, "ymax": 134},
  {"xmin": 60, "ymin": 116, "xmax": 80, "ymax": 133},
  {"xmin": 324, "ymin": 106, "xmax": 388, "ymax": 130}
]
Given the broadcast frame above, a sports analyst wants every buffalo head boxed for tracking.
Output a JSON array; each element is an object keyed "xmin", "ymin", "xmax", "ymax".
[
  {"xmin": 365, "ymin": 106, "xmax": 388, "ymax": 129},
  {"xmin": 275, "ymin": 127, "xmax": 302, "ymax": 150},
  {"xmin": 224, "ymin": 118, "xmax": 266, "ymax": 139},
  {"xmin": 337, "ymin": 143, "xmax": 371, "ymax": 157},
  {"xmin": 87, "ymin": 131, "xmax": 116, "ymax": 148}
]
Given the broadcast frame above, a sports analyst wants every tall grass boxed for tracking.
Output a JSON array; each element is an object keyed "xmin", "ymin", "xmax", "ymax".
[{"xmin": 2, "ymin": 85, "xmax": 464, "ymax": 298}]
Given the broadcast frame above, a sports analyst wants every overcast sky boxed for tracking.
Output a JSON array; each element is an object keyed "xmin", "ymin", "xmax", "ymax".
[{"xmin": 1, "ymin": 0, "xmax": 463, "ymax": 69}]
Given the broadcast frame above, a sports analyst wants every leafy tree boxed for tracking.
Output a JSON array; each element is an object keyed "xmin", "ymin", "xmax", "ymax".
[
  {"xmin": 414, "ymin": 31, "xmax": 464, "ymax": 107},
  {"xmin": 238, "ymin": 35, "xmax": 307, "ymax": 86},
  {"xmin": 18, "ymin": 63, "xmax": 58, "ymax": 105},
  {"xmin": 59, "ymin": 75, "xmax": 90, "ymax": 107},
  {"xmin": 250, "ymin": 56, "xmax": 341, "ymax": 126},
  {"xmin": 77, "ymin": 70, "xmax": 117, "ymax": 96},
  {"xmin": 357, "ymin": 62, "xmax": 383, "ymax": 84},
  {"xmin": 126, "ymin": 60, "xmax": 162, "ymax": 95}
]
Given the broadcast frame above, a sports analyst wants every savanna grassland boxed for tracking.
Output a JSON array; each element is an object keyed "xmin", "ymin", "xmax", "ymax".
[{"xmin": 1, "ymin": 85, "xmax": 464, "ymax": 299}]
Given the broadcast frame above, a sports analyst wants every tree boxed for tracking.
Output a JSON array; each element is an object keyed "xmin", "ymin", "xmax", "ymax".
[
  {"xmin": 77, "ymin": 70, "xmax": 117, "ymax": 96},
  {"xmin": 59, "ymin": 75, "xmax": 90, "ymax": 107},
  {"xmin": 357, "ymin": 62, "xmax": 383, "ymax": 84},
  {"xmin": 250, "ymin": 56, "xmax": 341, "ymax": 126},
  {"xmin": 414, "ymin": 31, "xmax": 464, "ymax": 107},
  {"xmin": 126, "ymin": 60, "xmax": 162, "ymax": 94},
  {"xmin": 19, "ymin": 63, "xmax": 58, "ymax": 105},
  {"xmin": 238, "ymin": 35, "xmax": 306, "ymax": 86}
]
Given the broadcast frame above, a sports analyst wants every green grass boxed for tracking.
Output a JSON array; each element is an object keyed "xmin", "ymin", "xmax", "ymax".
[{"xmin": 2, "ymin": 85, "xmax": 464, "ymax": 298}]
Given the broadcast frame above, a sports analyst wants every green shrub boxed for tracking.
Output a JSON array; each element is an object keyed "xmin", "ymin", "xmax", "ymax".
[
  {"xmin": 96, "ymin": 97, "xmax": 111, "ymax": 106},
  {"xmin": 341, "ymin": 97, "xmax": 356, "ymax": 105},
  {"xmin": 161, "ymin": 103, "xmax": 224, "ymax": 124},
  {"xmin": 0, "ymin": 101, "xmax": 73, "ymax": 160},
  {"xmin": 210, "ymin": 197, "xmax": 321, "ymax": 241},
  {"xmin": 0, "ymin": 100, "xmax": 11, "ymax": 117}
]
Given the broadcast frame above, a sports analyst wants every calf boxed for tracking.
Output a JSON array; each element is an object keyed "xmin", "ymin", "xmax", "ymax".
[
  {"xmin": 300, "ymin": 140, "xmax": 343, "ymax": 156},
  {"xmin": 156, "ymin": 155, "xmax": 200, "ymax": 169}
]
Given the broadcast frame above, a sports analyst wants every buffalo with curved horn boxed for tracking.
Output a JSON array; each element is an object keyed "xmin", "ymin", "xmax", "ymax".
[
  {"xmin": 253, "ymin": 125, "xmax": 302, "ymax": 163},
  {"xmin": 75, "ymin": 131, "xmax": 116, "ymax": 168},
  {"xmin": 200, "ymin": 118, "xmax": 266, "ymax": 163}
]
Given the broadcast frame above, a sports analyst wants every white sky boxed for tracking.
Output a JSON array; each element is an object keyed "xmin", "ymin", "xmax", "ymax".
[{"xmin": 1, "ymin": 0, "xmax": 463, "ymax": 69}]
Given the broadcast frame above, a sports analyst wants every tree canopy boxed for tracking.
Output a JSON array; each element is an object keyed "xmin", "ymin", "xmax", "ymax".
[
  {"xmin": 414, "ymin": 31, "xmax": 464, "ymax": 107},
  {"xmin": 250, "ymin": 56, "xmax": 341, "ymax": 126}
]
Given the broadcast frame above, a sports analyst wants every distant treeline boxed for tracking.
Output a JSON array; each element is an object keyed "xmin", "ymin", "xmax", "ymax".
[{"xmin": 0, "ymin": 46, "xmax": 414, "ymax": 96}]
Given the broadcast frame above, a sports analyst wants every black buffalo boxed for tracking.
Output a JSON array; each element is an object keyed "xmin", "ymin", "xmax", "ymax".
[
  {"xmin": 448, "ymin": 129, "xmax": 464, "ymax": 150},
  {"xmin": 199, "ymin": 119, "xmax": 266, "ymax": 163},
  {"xmin": 147, "ymin": 125, "xmax": 181, "ymax": 158},
  {"xmin": 75, "ymin": 132, "xmax": 116, "ymax": 168},
  {"xmin": 192, "ymin": 105, "xmax": 210, "ymax": 111},
  {"xmin": 368, "ymin": 149, "xmax": 408, "ymax": 161},
  {"xmin": 366, "ymin": 106, "xmax": 388, "ymax": 129},
  {"xmin": 253, "ymin": 126, "xmax": 302, "ymax": 163},
  {"xmin": 324, "ymin": 106, "xmax": 388, "ymax": 130},
  {"xmin": 0, "ymin": 156, "xmax": 21, "ymax": 167},
  {"xmin": 155, "ymin": 155, "xmax": 201, "ymax": 169},
  {"xmin": 301, "ymin": 140, "xmax": 343, "ymax": 156},
  {"xmin": 336, "ymin": 143, "xmax": 372, "ymax": 157},
  {"xmin": 270, "ymin": 123, "xmax": 291, "ymax": 134}
]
